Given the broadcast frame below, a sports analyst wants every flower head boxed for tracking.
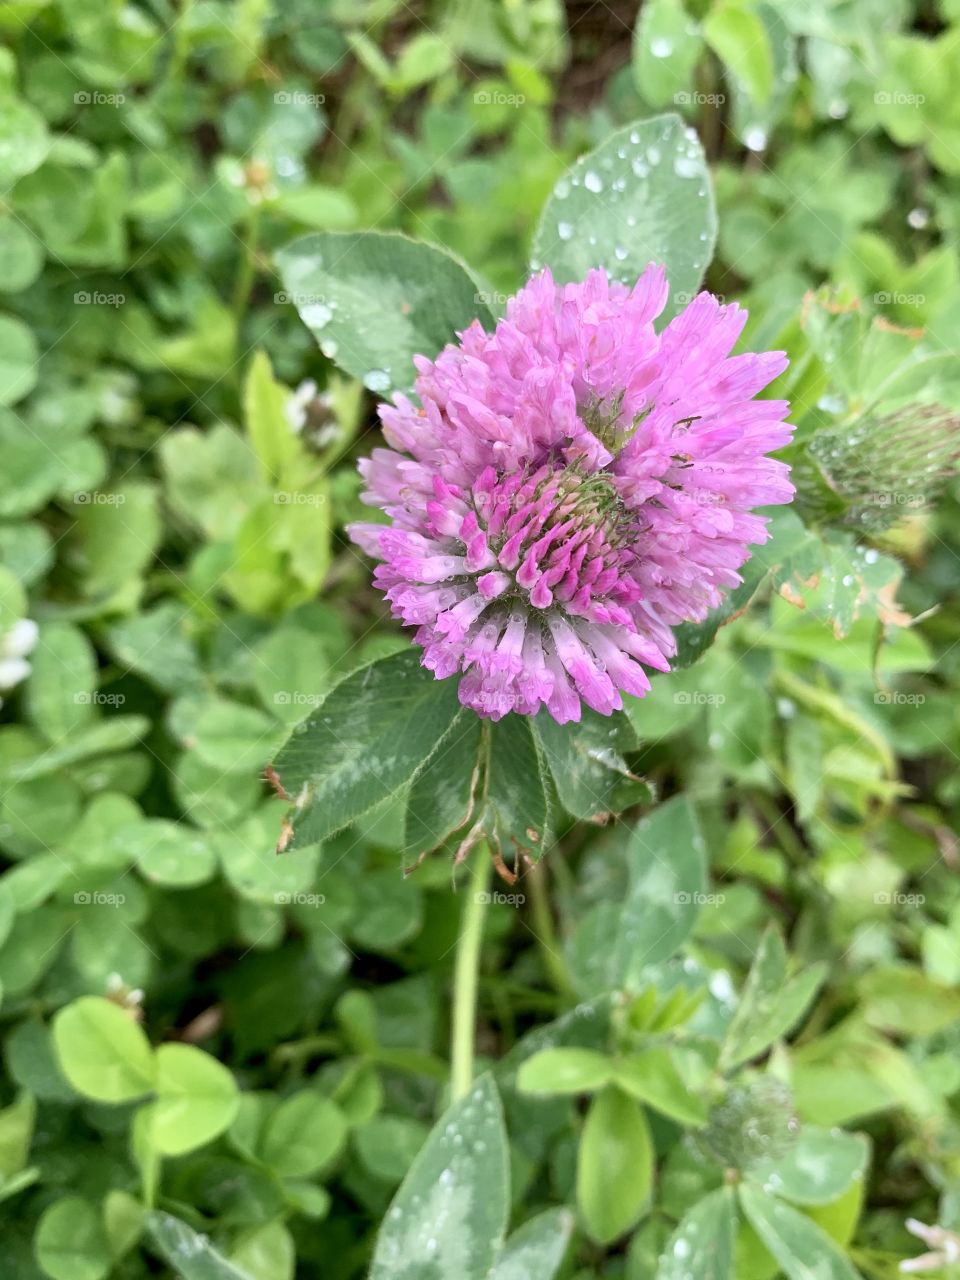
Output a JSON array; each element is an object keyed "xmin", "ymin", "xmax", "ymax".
[{"xmin": 349, "ymin": 267, "xmax": 793, "ymax": 722}]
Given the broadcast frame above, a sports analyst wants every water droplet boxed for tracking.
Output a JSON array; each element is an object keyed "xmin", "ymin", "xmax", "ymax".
[
  {"xmin": 363, "ymin": 369, "xmax": 391, "ymax": 393},
  {"xmin": 646, "ymin": 145, "xmax": 661, "ymax": 164},
  {"xmin": 743, "ymin": 125, "xmax": 768, "ymax": 152},
  {"xmin": 302, "ymin": 302, "xmax": 332, "ymax": 329},
  {"xmin": 651, "ymin": 36, "xmax": 674, "ymax": 57},
  {"xmin": 673, "ymin": 155, "xmax": 699, "ymax": 178},
  {"xmin": 557, "ymin": 221, "xmax": 573, "ymax": 241},
  {"xmin": 908, "ymin": 206, "xmax": 929, "ymax": 229},
  {"xmin": 614, "ymin": 246, "xmax": 628, "ymax": 261},
  {"xmin": 584, "ymin": 170, "xmax": 603, "ymax": 193},
  {"xmin": 553, "ymin": 178, "xmax": 570, "ymax": 199}
]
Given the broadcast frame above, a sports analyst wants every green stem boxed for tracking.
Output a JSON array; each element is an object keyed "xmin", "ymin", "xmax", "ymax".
[
  {"xmin": 232, "ymin": 200, "xmax": 262, "ymax": 321},
  {"xmin": 526, "ymin": 861, "xmax": 577, "ymax": 999},
  {"xmin": 450, "ymin": 848, "xmax": 491, "ymax": 1101}
]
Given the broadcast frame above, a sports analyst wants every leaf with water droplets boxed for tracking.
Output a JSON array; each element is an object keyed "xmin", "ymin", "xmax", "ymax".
[
  {"xmin": 738, "ymin": 1183, "xmax": 861, "ymax": 1280},
  {"xmin": 271, "ymin": 649, "xmax": 464, "ymax": 850},
  {"xmin": 534, "ymin": 706, "xmax": 651, "ymax": 822},
  {"xmin": 532, "ymin": 114, "xmax": 716, "ymax": 317},
  {"xmin": 751, "ymin": 1126, "xmax": 869, "ymax": 1207},
  {"xmin": 632, "ymin": 0, "xmax": 704, "ymax": 109},
  {"xmin": 146, "ymin": 1211, "xmax": 252, "ymax": 1280},
  {"xmin": 657, "ymin": 1187, "xmax": 735, "ymax": 1280},
  {"xmin": 275, "ymin": 232, "xmax": 494, "ymax": 398},
  {"xmin": 489, "ymin": 1208, "xmax": 573, "ymax": 1280},
  {"xmin": 370, "ymin": 1074, "xmax": 509, "ymax": 1280}
]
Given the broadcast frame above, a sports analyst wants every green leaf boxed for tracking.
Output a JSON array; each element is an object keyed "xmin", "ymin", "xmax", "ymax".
[
  {"xmin": 405, "ymin": 715, "xmax": 482, "ymax": 855},
  {"xmin": 534, "ymin": 708, "xmax": 651, "ymax": 822},
  {"xmin": 259, "ymin": 1091, "xmax": 348, "ymax": 1177},
  {"xmin": 720, "ymin": 926, "xmax": 827, "ymax": 1071},
  {"xmin": 0, "ymin": 214, "xmax": 43, "ymax": 292},
  {"xmin": 25, "ymin": 623, "xmax": 98, "ymax": 742},
  {"xmin": 103, "ymin": 1189, "xmax": 144, "ymax": 1261},
  {"xmin": 370, "ymin": 1074, "xmax": 509, "ymax": 1280},
  {"xmin": 657, "ymin": 1187, "xmax": 735, "ymax": 1279},
  {"xmin": 147, "ymin": 1212, "xmax": 253, "ymax": 1280},
  {"xmin": 34, "ymin": 1196, "xmax": 111, "ymax": 1280},
  {"xmin": 52, "ymin": 997, "xmax": 155, "ymax": 1103},
  {"xmin": 190, "ymin": 699, "xmax": 283, "ymax": 776},
  {"xmin": 125, "ymin": 819, "xmax": 218, "ymax": 888},
  {"xmin": 0, "ymin": 95, "xmax": 48, "ymax": 187},
  {"xmin": 271, "ymin": 650, "xmax": 464, "ymax": 849},
  {"xmin": 858, "ymin": 964, "xmax": 960, "ymax": 1036},
  {"xmin": 274, "ymin": 185, "xmax": 357, "ymax": 230},
  {"xmin": 516, "ymin": 1047, "xmax": 614, "ymax": 1095},
  {"xmin": 633, "ymin": 0, "xmax": 704, "ymax": 109},
  {"xmin": 145, "ymin": 1044, "xmax": 240, "ymax": 1156},
  {"xmin": 532, "ymin": 114, "xmax": 715, "ymax": 316},
  {"xmin": 571, "ymin": 795, "xmax": 706, "ymax": 993},
  {"xmin": 4, "ymin": 716, "xmax": 150, "ymax": 782},
  {"xmin": 612, "ymin": 1046, "xmax": 708, "ymax": 1125},
  {"xmin": 0, "ymin": 314, "xmax": 38, "ymax": 405},
  {"xmin": 485, "ymin": 716, "xmax": 550, "ymax": 861},
  {"xmin": 229, "ymin": 1220, "xmax": 295, "ymax": 1280},
  {"xmin": 489, "ymin": 1208, "xmax": 574, "ymax": 1280},
  {"xmin": 750, "ymin": 1127, "xmax": 869, "ymax": 1207},
  {"xmin": 0, "ymin": 1090, "xmax": 35, "ymax": 1179},
  {"xmin": 275, "ymin": 231, "xmax": 494, "ymax": 397},
  {"xmin": 577, "ymin": 1086, "xmax": 654, "ymax": 1244},
  {"xmin": 738, "ymin": 1183, "xmax": 861, "ymax": 1280},
  {"xmin": 703, "ymin": 4, "xmax": 775, "ymax": 108},
  {"xmin": 243, "ymin": 349, "xmax": 299, "ymax": 486}
]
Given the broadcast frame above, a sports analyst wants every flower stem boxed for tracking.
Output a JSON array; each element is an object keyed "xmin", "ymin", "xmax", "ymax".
[{"xmin": 450, "ymin": 847, "xmax": 491, "ymax": 1101}]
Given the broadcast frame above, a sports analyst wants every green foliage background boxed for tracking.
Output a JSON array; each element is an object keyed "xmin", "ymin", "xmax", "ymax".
[{"xmin": 1, "ymin": 0, "xmax": 960, "ymax": 1277}]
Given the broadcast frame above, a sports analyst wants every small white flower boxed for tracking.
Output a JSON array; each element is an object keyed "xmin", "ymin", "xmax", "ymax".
[
  {"xmin": 901, "ymin": 1219, "xmax": 960, "ymax": 1272},
  {"xmin": 285, "ymin": 378, "xmax": 318, "ymax": 433},
  {"xmin": 0, "ymin": 657, "xmax": 32, "ymax": 690},
  {"xmin": 2, "ymin": 618, "xmax": 38, "ymax": 660}
]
